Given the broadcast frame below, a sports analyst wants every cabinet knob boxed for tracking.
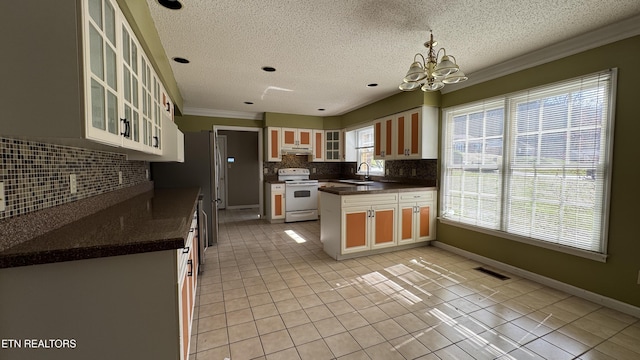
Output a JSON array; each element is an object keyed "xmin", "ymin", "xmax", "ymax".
[{"xmin": 153, "ymin": 136, "xmax": 159, "ymax": 148}]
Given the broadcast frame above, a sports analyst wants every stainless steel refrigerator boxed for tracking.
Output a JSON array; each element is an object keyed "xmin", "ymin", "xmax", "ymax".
[{"xmin": 152, "ymin": 131, "xmax": 220, "ymax": 249}]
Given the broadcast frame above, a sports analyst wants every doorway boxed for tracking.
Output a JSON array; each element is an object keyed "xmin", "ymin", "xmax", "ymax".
[{"xmin": 213, "ymin": 126, "xmax": 263, "ymax": 216}]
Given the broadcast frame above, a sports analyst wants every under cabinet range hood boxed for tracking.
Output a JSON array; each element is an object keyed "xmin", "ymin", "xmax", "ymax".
[{"xmin": 281, "ymin": 148, "xmax": 312, "ymax": 155}]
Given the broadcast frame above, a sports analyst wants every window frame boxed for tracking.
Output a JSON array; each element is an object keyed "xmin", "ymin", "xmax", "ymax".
[
  {"xmin": 440, "ymin": 69, "xmax": 617, "ymax": 262},
  {"xmin": 352, "ymin": 125, "xmax": 385, "ymax": 176}
]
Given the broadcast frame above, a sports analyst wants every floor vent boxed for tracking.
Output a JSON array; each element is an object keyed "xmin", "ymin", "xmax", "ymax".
[{"xmin": 474, "ymin": 267, "xmax": 510, "ymax": 280}]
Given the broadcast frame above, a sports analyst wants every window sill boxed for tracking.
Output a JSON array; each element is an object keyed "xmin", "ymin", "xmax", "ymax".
[{"xmin": 437, "ymin": 218, "xmax": 608, "ymax": 263}]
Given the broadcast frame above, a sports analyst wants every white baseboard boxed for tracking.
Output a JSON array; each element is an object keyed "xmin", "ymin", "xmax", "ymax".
[{"xmin": 432, "ymin": 241, "xmax": 640, "ymax": 319}]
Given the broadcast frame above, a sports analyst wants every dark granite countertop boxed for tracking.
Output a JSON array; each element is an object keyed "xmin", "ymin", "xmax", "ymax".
[
  {"xmin": 319, "ymin": 182, "xmax": 436, "ymax": 195},
  {"xmin": 0, "ymin": 187, "xmax": 200, "ymax": 268}
]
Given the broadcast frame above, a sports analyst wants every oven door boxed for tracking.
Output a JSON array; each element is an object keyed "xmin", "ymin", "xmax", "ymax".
[{"xmin": 285, "ymin": 182, "xmax": 318, "ymax": 212}]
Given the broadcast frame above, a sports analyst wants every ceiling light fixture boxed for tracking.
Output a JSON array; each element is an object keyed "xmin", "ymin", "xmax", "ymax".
[
  {"xmin": 261, "ymin": 66, "xmax": 276, "ymax": 72},
  {"xmin": 367, "ymin": 83, "xmax": 378, "ymax": 87},
  {"xmin": 399, "ymin": 31, "xmax": 467, "ymax": 92},
  {"xmin": 172, "ymin": 57, "xmax": 190, "ymax": 64},
  {"xmin": 158, "ymin": 0, "xmax": 182, "ymax": 10}
]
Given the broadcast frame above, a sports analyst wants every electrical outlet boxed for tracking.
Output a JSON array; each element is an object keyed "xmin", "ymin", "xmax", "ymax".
[
  {"xmin": 312, "ymin": 168, "xmax": 316, "ymax": 174},
  {"xmin": 412, "ymin": 168, "xmax": 417, "ymax": 176},
  {"xmin": 0, "ymin": 182, "xmax": 5, "ymax": 212},
  {"xmin": 263, "ymin": 167, "xmax": 268, "ymax": 174},
  {"xmin": 118, "ymin": 171, "xmax": 123, "ymax": 185},
  {"xmin": 145, "ymin": 169, "xmax": 149, "ymax": 179},
  {"xmin": 70, "ymin": 174, "xmax": 77, "ymax": 194},
  {"xmin": 385, "ymin": 169, "xmax": 389, "ymax": 175},
  {"xmin": 399, "ymin": 168, "xmax": 404, "ymax": 176}
]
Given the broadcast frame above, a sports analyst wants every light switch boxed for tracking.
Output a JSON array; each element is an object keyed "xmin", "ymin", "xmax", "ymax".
[
  {"xmin": 118, "ymin": 171, "xmax": 123, "ymax": 185},
  {"xmin": 70, "ymin": 174, "xmax": 77, "ymax": 194}
]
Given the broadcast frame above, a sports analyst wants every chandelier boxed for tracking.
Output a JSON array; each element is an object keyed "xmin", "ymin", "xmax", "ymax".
[{"xmin": 399, "ymin": 31, "xmax": 467, "ymax": 92}]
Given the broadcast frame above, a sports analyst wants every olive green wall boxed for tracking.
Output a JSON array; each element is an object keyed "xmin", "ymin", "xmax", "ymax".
[
  {"xmin": 118, "ymin": 0, "xmax": 183, "ymax": 113},
  {"xmin": 341, "ymin": 91, "xmax": 440, "ymax": 128},
  {"xmin": 175, "ymin": 115, "xmax": 263, "ymax": 133},
  {"xmin": 439, "ymin": 35, "xmax": 640, "ymax": 307},
  {"xmin": 264, "ymin": 113, "xmax": 324, "ymax": 129}
]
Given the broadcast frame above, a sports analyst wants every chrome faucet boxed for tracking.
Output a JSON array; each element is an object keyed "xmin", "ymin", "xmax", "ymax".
[{"xmin": 357, "ymin": 162, "xmax": 370, "ymax": 180}]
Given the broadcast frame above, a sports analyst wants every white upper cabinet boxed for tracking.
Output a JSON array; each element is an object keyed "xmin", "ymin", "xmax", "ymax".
[
  {"xmin": 84, "ymin": 0, "xmax": 122, "ymax": 146},
  {"xmin": 324, "ymin": 129, "xmax": 344, "ymax": 162},
  {"xmin": 310, "ymin": 130, "xmax": 325, "ymax": 162},
  {"xmin": 373, "ymin": 106, "xmax": 439, "ymax": 160},
  {"xmin": 373, "ymin": 115, "xmax": 396, "ymax": 160},
  {"xmin": 2, "ymin": 0, "xmax": 178, "ymax": 158},
  {"xmin": 281, "ymin": 128, "xmax": 313, "ymax": 151},
  {"xmin": 266, "ymin": 127, "xmax": 282, "ymax": 162}
]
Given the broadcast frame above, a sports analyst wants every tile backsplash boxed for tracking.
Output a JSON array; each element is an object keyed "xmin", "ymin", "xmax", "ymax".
[
  {"xmin": 263, "ymin": 155, "xmax": 437, "ymax": 185},
  {"xmin": 0, "ymin": 137, "xmax": 149, "ymax": 220}
]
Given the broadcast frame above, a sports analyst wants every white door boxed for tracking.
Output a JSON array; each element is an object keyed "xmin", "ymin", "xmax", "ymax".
[{"xmin": 216, "ymin": 135, "xmax": 228, "ymax": 209}]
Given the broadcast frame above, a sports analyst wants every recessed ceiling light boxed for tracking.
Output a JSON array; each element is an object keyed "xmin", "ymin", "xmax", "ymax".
[
  {"xmin": 244, "ymin": 101, "xmax": 254, "ymax": 105},
  {"xmin": 318, "ymin": 108, "xmax": 326, "ymax": 111},
  {"xmin": 158, "ymin": 0, "xmax": 182, "ymax": 10},
  {"xmin": 172, "ymin": 57, "xmax": 190, "ymax": 64},
  {"xmin": 367, "ymin": 83, "xmax": 378, "ymax": 87},
  {"xmin": 261, "ymin": 66, "xmax": 276, "ymax": 72}
]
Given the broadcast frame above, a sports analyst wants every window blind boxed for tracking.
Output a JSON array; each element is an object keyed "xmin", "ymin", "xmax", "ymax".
[{"xmin": 442, "ymin": 70, "xmax": 615, "ymax": 255}]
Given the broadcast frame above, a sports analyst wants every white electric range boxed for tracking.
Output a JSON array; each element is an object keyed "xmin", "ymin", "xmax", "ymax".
[{"xmin": 278, "ymin": 168, "xmax": 318, "ymax": 222}]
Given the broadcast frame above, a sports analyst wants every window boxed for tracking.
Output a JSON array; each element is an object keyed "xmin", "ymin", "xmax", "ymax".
[
  {"xmin": 441, "ymin": 70, "xmax": 615, "ymax": 258},
  {"xmin": 354, "ymin": 125, "xmax": 384, "ymax": 176}
]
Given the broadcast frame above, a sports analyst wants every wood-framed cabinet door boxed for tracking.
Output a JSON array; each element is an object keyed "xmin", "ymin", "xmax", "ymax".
[
  {"xmin": 415, "ymin": 201, "xmax": 435, "ymax": 242},
  {"xmin": 312, "ymin": 130, "xmax": 324, "ymax": 161},
  {"xmin": 298, "ymin": 129, "xmax": 312, "ymax": 148},
  {"xmin": 374, "ymin": 116, "xmax": 395, "ymax": 159},
  {"xmin": 370, "ymin": 204, "xmax": 397, "ymax": 249},
  {"xmin": 398, "ymin": 202, "xmax": 416, "ymax": 244},
  {"xmin": 266, "ymin": 127, "xmax": 282, "ymax": 161},
  {"xmin": 341, "ymin": 207, "xmax": 369, "ymax": 254}
]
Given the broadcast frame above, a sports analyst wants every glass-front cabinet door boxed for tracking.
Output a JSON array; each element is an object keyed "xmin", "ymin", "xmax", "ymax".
[
  {"xmin": 84, "ymin": 0, "xmax": 122, "ymax": 145},
  {"xmin": 325, "ymin": 130, "xmax": 343, "ymax": 162},
  {"xmin": 121, "ymin": 21, "xmax": 142, "ymax": 150}
]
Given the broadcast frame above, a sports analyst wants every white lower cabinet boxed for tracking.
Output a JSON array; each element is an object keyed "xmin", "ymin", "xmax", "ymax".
[
  {"xmin": 178, "ymin": 212, "xmax": 198, "ymax": 359},
  {"xmin": 340, "ymin": 193, "xmax": 398, "ymax": 255},
  {"xmin": 321, "ymin": 189, "xmax": 436, "ymax": 260},
  {"xmin": 398, "ymin": 191, "xmax": 436, "ymax": 244},
  {"xmin": 266, "ymin": 183, "xmax": 285, "ymax": 222}
]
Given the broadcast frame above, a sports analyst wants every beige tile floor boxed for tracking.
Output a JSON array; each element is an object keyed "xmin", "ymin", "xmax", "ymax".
[{"xmin": 189, "ymin": 208, "xmax": 639, "ymax": 360}]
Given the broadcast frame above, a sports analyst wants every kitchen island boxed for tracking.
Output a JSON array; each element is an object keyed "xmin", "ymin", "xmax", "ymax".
[
  {"xmin": 0, "ymin": 187, "xmax": 201, "ymax": 360},
  {"xmin": 319, "ymin": 182, "xmax": 437, "ymax": 260}
]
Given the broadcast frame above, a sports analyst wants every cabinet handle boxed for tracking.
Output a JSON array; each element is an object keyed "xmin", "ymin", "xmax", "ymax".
[
  {"xmin": 187, "ymin": 259, "xmax": 193, "ymax": 277},
  {"xmin": 165, "ymin": 102, "xmax": 170, "ymax": 112},
  {"xmin": 153, "ymin": 136, "xmax": 159, "ymax": 148},
  {"xmin": 120, "ymin": 118, "xmax": 130, "ymax": 138},
  {"xmin": 182, "ymin": 246, "xmax": 190, "ymax": 254}
]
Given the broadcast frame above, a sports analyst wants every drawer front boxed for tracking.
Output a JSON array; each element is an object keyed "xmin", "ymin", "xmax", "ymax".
[
  {"xmin": 271, "ymin": 184, "xmax": 285, "ymax": 191},
  {"xmin": 342, "ymin": 193, "xmax": 398, "ymax": 207},
  {"xmin": 399, "ymin": 191, "xmax": 433, "ymax": 202}
]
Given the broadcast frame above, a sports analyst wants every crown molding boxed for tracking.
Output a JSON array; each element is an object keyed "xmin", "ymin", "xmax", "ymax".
[
  {"xmin": 183, "ymin": 107, "xmax": 264, "ymax": 120},
  {"xmin": 441, "ymin": 13, "xmax": 640, "ymax": 94}
]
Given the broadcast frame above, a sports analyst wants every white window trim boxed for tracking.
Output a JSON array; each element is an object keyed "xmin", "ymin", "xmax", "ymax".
[{"xmin": 439, "ymin": 69, "xmax": 617, "ymax": 262}]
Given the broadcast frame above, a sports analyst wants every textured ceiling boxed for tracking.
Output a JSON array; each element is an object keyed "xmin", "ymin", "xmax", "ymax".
[{"xmin": 146, "ymin": 0, "xmax": 640, "ymax": 117}]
